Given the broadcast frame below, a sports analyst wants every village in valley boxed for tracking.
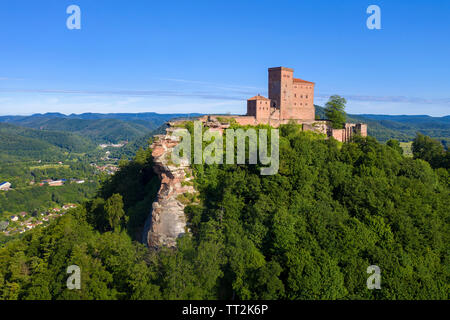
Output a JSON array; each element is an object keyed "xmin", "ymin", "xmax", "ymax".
[
  {"xmin": 0, "ymin": 203, "xmax": 78, "ymax": 236},
  {"xmin": 0, "ymin": 143, "xmax": 123, "ymax": 238}
]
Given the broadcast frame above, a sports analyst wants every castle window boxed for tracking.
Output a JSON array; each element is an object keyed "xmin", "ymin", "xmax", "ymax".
[
  {"xmin": 306, "ymin": 95, "xmax": 308, "ymax": 98},
  {"xmin": 294, "ymin": 94, "xmax": 297, "ymax": 97}
]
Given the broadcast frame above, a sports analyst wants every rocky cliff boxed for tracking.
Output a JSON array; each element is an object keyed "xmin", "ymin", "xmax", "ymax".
[{"xmin": 144, "ymin": 126, "xmax": 196, "ymax": 248}]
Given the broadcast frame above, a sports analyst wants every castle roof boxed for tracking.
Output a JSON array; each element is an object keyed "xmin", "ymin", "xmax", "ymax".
[
  {"xmin": 248, "ymin": 95, "xmax": 270, "ymax": 101},
  {"xmin": 293, "ymin": 78, "xmax": 315, "ymax": 84}
]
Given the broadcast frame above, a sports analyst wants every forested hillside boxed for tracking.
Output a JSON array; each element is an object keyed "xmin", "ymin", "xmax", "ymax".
[
  {"xmin": 0, "ymin": 124, "xmax": 447, "ymax": 300},
  {"xmin": 1, "ymin": 118, "xmax": 152, "ymax": 144},
  {"xmin": 0, "ymin": 123, "xmax": 96, "ymax": 162},
  {"xmin": 0, "ymin": 113, "xmax": 201, "ymax": 144}
]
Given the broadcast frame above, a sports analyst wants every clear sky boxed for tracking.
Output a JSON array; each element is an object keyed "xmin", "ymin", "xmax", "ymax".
[{"xmin": 0, "ymin": 0, "xmax": 449, "ymax": 116}]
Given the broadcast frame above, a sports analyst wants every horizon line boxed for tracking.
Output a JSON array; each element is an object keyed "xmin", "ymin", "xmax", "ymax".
[{"xmin": 0, "ymin": 110, "xmax": 448, "ymax": 118}]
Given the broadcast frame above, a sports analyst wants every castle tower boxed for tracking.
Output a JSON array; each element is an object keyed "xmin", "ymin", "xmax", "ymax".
[
  {"xmin": 247, "ymin": 94, "xmax": 271, "ymax": 120},
  {"xmin": 268, "ymin": 67, "xmax": 294, "ymax": 120},
  {"xmin": 268, "ymin": 67, "xmax": 315, "ymax": 121},
  {"xmin": 291, "ymin": 77, "xmax": 315, "ymax": 120}
]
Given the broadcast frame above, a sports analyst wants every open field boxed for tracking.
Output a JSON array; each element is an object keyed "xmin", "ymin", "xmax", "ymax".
[{"xmin": 29, "ymin": 164, "xmax": 70, "ymax": 170}]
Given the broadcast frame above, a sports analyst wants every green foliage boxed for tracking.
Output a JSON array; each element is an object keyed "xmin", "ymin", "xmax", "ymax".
[
  {"xmin": 182, "ymin": 131, "xmax": 448, "ymax": 299},
  {"xmin": 105, "ymin": 194, "xmax": 127, "ymax": 231},
  {"xmin": 0, "ymin": 113, "xmax": 200, "ymax": 145},
  {"xmin": 386, "ymin": 139, "xmax": 404, "ymax": 155},
  {"xmin": 0, "ymin": 123, "xmax": 96, "ymax": 162},
  {"xmin": 0, "ymin": 128, "xmax": 448, "ymax": 300},
  {"xmin": 1, "ymin": 118, "xmax": 151, "ymax": 145},
  {"xmin": 324, "ymin": 95, "xmax": 347, "ymax": 129},
  {"xmin": 412, "ymin": 133, "xmax": 448, "ymax": 169},
  {"xmin": 215, "ymin": 117, "xmax": 237, "ymax": 125}
]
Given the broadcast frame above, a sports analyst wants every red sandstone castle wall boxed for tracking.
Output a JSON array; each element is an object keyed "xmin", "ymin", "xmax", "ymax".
[
  {"xmin": 358, "ymin": 124, "xmax": 368, "ymax": 137},
  {"xmin": 270, "ymin": 107, "xmax": 280, "ymax": 120},
  {"xmin": 332, "ymin": 129, "xmax": 344, "ymax": 141},
  {"xmin": 291, "ymin": 81, "xmax": 315, "ymax": 120},
  {"xmin": 255, "ymin": 99, "xmax": 270, "ymax": 120},
  {"xmin": 235, "ymin": 116, "xmax": 259, "ymax": 126},
  {"xmin": 197, "ymin": 116, "xmax": 366, "ymax": 143}
]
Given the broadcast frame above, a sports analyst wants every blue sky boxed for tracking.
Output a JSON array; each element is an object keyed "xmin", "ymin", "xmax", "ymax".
[{"xmin": 0, "ymin": 0, "xmax": 449, "ymax": 116}]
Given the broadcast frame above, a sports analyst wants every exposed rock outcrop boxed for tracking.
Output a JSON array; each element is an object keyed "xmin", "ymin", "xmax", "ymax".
[{"xmin": 144, "ymin": 126, "xmax": 196, "ymax": 248}]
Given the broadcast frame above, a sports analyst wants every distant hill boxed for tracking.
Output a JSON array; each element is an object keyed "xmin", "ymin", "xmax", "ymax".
[
  {"xmin": 0, "ymin": 112, "xmax": 202, "ymax": 144},
  {"xmin": 0, "ymin": 123, "xmax": 96, "ymax": 162},
  {"xmin": 1, "ymin": 110, "xmax": 449, "ymax": 151},
  {"xmin": 0, "ymin": 117, "xmax": 152, "ymax": 144}
]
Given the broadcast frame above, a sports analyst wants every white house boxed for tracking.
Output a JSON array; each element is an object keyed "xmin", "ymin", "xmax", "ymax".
[{"xmin": 0, "ymin": 182, "xmax": 11, "ymax": 191}]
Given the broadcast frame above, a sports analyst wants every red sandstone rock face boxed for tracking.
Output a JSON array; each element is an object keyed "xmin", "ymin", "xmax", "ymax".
[{"xmin": 146, "ymin": 128, "xmax": 196, "ymax": 248}]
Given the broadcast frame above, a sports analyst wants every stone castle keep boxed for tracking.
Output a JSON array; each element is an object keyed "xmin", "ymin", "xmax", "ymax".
[
  {"xmin": 200, "ymin": 66, "xmax": 367, "ymax": 142},
  {"xmin": 249, "ymin": 66, "xmax": 316, "ymax": 122}
]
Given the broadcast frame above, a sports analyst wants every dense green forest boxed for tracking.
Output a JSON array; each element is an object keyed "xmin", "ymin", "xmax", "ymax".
[{"xmin": 0, "ymin": 124, "xmax": 448, "ymax": 300}]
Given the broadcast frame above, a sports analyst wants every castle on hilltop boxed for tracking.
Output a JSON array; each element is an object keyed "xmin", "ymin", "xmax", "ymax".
[
  {"xmin": 247, "ymin": 67, "xmax": 316, "ymax": 122},
  {"xmin": 199, "ymin": 67, "xmax": 367, "ymax": 142}
]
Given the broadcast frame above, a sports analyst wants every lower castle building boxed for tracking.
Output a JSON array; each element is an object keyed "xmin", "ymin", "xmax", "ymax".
[{"xmin": 200, "ymin": 67, "xmax": 367, "ymax": 142}]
